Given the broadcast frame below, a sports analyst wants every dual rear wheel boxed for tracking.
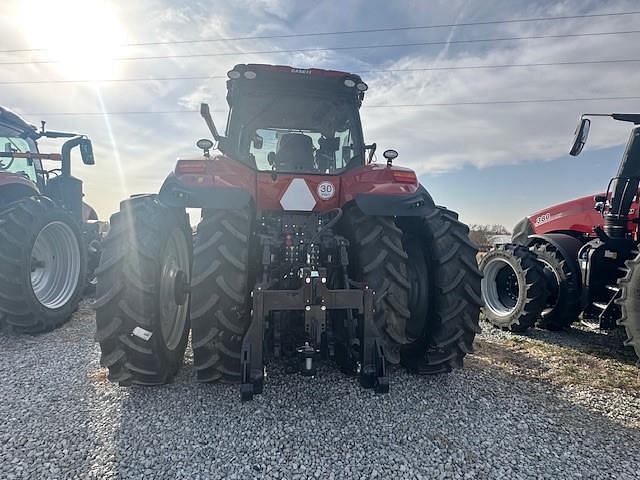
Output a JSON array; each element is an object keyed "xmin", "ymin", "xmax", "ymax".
[
  {"xmin": 94, "ymin": 196, "xmax": 192, "ymax": 384},
  {"xmin": 95, "ymin": 197, "xmax": 482, "ymax": 385}
]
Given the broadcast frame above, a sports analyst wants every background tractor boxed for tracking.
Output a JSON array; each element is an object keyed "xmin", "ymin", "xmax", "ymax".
[
  {"xmin": 0, "ymin": 106, "xmax": 101, "ymax": 333},
  {"xmin": 95, "ymin": 64, "xmax": 482, "ymax": 399},
  {"xmin": 480, "ymin": 113, "xmax": 640, "ymax": 362}
]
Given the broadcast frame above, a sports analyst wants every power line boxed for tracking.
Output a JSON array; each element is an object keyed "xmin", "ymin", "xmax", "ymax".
[
  {"xmin": 364, "ymin": 96, "xmax": 640, "ymax": 107},
  {"xmin": 19, "ymin": 96, "xmax": 640, "ymax": 117},
  {"xmin": 1, "ymin": 58, "xmax": 638, "ymax": 86},
  {"xmin": 2, "ymin": 10, "xmax": 639, "ymax": 53},
  {"xmin": 1, "ymin": 29, "xmax": 638, "ymax": 66}
]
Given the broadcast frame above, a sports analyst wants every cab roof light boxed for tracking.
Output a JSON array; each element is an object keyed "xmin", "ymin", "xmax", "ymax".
[
  {"xmin": 227, "ymin": 70, "xmax": 241, "ymax": 79},
  {"xmin": 344, "ymin": 78, "xmax": 356, "ymax": 88},
  {"xmin": 356, "ymin": 82, "xmax": 368, "ymax": 92}
]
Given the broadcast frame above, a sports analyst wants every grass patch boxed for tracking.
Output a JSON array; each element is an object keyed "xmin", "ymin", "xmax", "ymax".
[{"xmin": 469, "ymin": 336, "xmax": 640, "ymax": 392}]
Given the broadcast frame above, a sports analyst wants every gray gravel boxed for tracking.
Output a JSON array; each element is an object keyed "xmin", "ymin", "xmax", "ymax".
[{"xmin": 1, "ymin": 303, "xmax": 639, "ymax": 479}]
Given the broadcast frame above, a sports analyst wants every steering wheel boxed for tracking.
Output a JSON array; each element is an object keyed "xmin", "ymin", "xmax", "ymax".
[
  {"xmin": 47, "ymin": 168, "xmax": 63, "ymax": 177},
  {"xmin": 0, "ymin": 157, "xmax": 15, "ymax": 170}
]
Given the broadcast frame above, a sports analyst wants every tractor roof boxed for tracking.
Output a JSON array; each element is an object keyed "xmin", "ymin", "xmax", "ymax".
[
  {"xmin": 0, "ymin": 106, "xmax": 38, "ymax": 138},
  {"xmin": 225, "ymin": 64, "xmax": 368, "ymax": 106},
  {"xmin": 233, "ymin": 64, "xmax": 362, "ymax": 80}
]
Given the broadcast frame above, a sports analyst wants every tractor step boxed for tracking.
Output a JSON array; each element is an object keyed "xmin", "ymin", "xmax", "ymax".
[{"xmin": 590, "ymin": 284, "xmax": 622, "ymax": 330}]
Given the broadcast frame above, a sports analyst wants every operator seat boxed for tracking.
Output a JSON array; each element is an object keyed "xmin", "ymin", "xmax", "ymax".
[{"xmin": 276, "ymin": 134, "xmax": 315, "ymax": 171}]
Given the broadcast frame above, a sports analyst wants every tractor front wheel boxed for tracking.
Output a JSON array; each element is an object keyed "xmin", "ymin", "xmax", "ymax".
[
  {"xmin": 480, "ymin": 244, "xmax": 547, "ymax": 332},
  {"xmin": 530, "ymin": 242, "xmax": 581, "ymax": 330},
  {"xmin": 0, "ymin": 196, "xmax": 86, "ymax": 333},
  {"xmin": 94, "ymin": 196, "xmax": 192, "ymax": 385}
]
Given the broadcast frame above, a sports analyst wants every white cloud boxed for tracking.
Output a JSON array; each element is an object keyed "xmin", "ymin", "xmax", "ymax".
[
  {"xmin": 360, "ymin": 1, "xmax": 640, "ymax": 174},
  {"xmin": 1, "ymin": 0, "xmax": 639, "ymax": 221}
]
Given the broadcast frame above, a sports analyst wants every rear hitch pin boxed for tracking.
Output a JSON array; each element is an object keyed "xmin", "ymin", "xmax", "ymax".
[{"xmin": 298, "ymin": 342, "xmax": 317, "ymax": 376}]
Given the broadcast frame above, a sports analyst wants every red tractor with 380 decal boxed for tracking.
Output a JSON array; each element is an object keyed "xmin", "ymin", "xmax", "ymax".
[
  {"xmin": 94, "ymin": 64, "xmax": 482, "ymax": 400},
  {"xmin": 480, "ymin": 113, "xmax": 640, "ymax": 363}
]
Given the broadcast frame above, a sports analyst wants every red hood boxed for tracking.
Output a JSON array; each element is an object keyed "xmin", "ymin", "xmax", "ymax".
[{"xmin": 526, "ymin": 192, "xmax": 639, "ymax": 238}]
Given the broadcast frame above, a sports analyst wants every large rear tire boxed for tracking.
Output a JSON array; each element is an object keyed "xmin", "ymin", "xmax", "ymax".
[
  {"xmin": 190, "ymin": 209, "xmax": 252, "ymax": 383},
  {"xmin": 530, "ymin": 242, "xmax": 581, "ymax": 330},
  {"xmin": 0, "ymin": 196, "xmax": 86, "ymax": 333},
  {"xmin": 94, "ymin": 196, "xmax": 192, "ymax": 385},
  {"xmin": 398, "ymin": 207, "xmax": 482, "ymax": 373},
  {"xmin": 343, "ymin": 206, "xmax": 411, "ymax": 364},
  {"xmin": 617, "ymin": 250, "xmax": 640, "ymax": 363},
  {"xmin": 480, "ymin": 244, "xmax": 547, "ymax": 332}
]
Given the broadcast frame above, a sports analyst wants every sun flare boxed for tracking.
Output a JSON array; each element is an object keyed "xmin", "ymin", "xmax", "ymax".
[{"xmin": 19, "ymin": 0, "xmax": 126, "ymax": 80}]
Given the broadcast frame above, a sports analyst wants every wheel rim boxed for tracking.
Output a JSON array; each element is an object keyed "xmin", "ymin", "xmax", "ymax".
[
  {"xmin": 159, "ymin": 228, "xmax": 190, "ymax": 350},
  {"xmin": 482, "ymin": 258, "xmax": 520, "ymax": 316},
  {"xmin": 30, "ymin": 221, "xmax": 81, "ymax": 309}
]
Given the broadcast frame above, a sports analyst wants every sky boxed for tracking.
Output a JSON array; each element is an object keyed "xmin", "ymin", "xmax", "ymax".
[{"xmin": 1, "ymin": 0, "xmax": 639, "ymax": 229}]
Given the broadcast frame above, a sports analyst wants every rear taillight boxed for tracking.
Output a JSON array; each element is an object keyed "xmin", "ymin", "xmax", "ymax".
[
  {"xmin": 392, "ymin": 171, "xmax": 417, "ymax": 184},
  {"xmin": 175, "ymin": 160, "xmax": 207, "ymax": 175}
]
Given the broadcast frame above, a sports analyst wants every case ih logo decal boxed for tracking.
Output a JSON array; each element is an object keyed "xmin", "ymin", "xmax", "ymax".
[{"xmin": 317, "ymin": 181, "xmax": 336, "ymax": 200}]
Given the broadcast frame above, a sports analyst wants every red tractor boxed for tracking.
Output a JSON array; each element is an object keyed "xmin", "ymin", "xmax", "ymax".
[
  {"xmin": 480, "ymin": 113, "xmax": 640, "ymax": 362},
  {"xmin": 94, "ymin": 64, "xmax": 482, "ymax": 400},
  {"xmin": 0, "ymin": 106, "xmax": 100, "ymax": 333}
]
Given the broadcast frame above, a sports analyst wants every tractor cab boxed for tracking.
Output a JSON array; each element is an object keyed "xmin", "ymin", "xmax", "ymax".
[
  {"xmin": 209, "ymin": 64, "xmax": 369, "ymax": 175},
  {"xmin": 569, "ymin": 113, "xmax": 640, "ymax": 326},
  {"xmin": 0, "ymin": 108, "xmax": 44, "ymax": 190}
]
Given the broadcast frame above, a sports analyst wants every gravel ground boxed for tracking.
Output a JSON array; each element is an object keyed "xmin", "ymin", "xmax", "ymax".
[{"xmin": 1, "ymin": 303, "xmax": 639, "ymax": 479}]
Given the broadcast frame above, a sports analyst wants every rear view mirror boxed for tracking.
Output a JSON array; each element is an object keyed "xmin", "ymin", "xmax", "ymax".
[
  {"xmin": 79, "ymin": 138, "xmax": 95, "ymax": 165},
  {"xmin": 570, "ymin": 118, "xmax": 590, "ymax": 156}
]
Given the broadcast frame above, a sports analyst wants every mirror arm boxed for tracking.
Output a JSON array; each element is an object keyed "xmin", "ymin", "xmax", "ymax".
[
  {"xmin": 60, "ymin": 136, "xmax": 84, "ymax": 176},
  {"xmin": 200, "ymin": 103, "xmax": 223, "ymax": 143},
  {"xmin": 366, "ymin": 143, "xmax": 376, "ymax": 164}
]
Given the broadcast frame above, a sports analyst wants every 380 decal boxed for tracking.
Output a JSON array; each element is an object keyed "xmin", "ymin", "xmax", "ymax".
[{"xmin": 534, "ymin": 212, "xmax": 551, "ymax": 226}]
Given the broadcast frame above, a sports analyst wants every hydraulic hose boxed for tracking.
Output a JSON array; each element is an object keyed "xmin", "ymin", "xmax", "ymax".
[{"xmin": 309, "ymin": 208, "xmax": 343, "ymax": 245}]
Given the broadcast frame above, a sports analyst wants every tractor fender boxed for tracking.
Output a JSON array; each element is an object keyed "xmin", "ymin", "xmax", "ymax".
[
  {"xmin": 526, "ymin": 233, "xmax": 583, "ymax": 291},
  {"xmin": 82, "ymin": 202, "xmax": 99, "ymax": 222},
  {"xmin": 0, "ymin": 177, "xmax": 39, "ymax": 207},
  {"xmin": 158, "ymin": 173, "xmax": 253, "ymax": 210},
  {"xmin": 511, "ymin": 216, "xmax": 535, "ymax": 246},
  {"xmin": 354, "ymin": 184, "xmax": 436, "ymax": 217}
]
